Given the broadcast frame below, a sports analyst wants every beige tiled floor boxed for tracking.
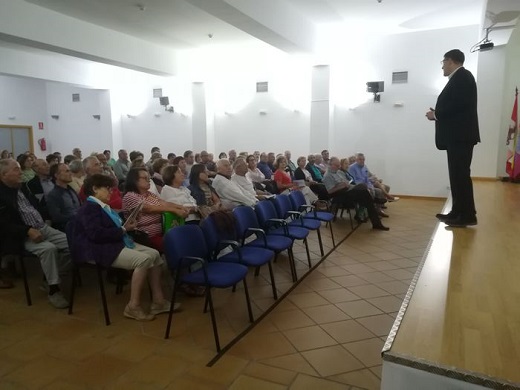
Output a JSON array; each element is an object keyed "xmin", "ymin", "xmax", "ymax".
[{"xmin": 0, "ymin": 197, "xmax": 443, "ymax": 389}]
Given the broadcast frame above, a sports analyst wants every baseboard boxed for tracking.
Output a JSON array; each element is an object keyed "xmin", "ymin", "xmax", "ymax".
[{"xmin": 393, "ymin": 195, "xmax": 447, "ymax": 201}]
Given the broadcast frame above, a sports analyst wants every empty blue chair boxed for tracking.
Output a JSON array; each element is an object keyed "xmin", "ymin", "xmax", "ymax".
[
  {"xmin": 273, "ymin": 194, "xmax": 325, "ymax": 257},
  {"xmin": 163, "ymin": 224, "xmax": 253, "ymax": 352},
  {"xmin": 201, "ymin": 213, "xmax": 278, "ymax": 300},
  {"xmin": 255, "ymin": 199, "xmax": 311, "ymax": 270},
  {"xmin": 289, "ymin": 190, "xmax": 336, "ymax": 248},
  {"xmin": 233, "ymin": 206, "xmax": 297, "ymax": 282}
]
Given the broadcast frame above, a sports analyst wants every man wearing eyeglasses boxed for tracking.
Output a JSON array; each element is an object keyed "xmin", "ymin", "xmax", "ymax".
[{"xmin": 426, "ymin": 49, "xmax": 480, "ymax": 227}]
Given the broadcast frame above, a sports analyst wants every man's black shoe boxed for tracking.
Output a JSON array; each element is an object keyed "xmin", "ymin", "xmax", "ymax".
[
  {"xmin": 444, "ymin": 216, "xmax": 477, "ymax": 228},
  {"xmin": 373, "ymin": 224, "xmax": 390, "ymax": 231},
  {"xmin": 436, "ymin": 213, "xmax": 455, "ymax": 222}
]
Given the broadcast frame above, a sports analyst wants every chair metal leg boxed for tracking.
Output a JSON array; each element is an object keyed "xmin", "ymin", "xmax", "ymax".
[
  {"xmin": 347, "ymin": 209, "xmax": 354, "ymax": 229},
  {"xmin": 329, "ymin": 221, "xmax": 336, "ymax": 247},
  {"xmin": 206, "ymin": 287, "xmax": 221, "ymax": 352},
  {"xmin": 288, "ymin": 247, "xmax": 297, "ymax": 282},
  {"xmin": 242, "ymin": 278, "xmax": 254, "ymax": 323},
  {"xmin": 19, "ymin": 255, "xmax": 32, "ymax": 306},
  {"xmin": 254, "ymin": 266, "xmax": 261, "ymax": 277},
  {"xmin": 303, "ymin": 238, "xmax": 311, "ymax": 268},
  {"xmin": 316, "ymin": 228, "xmax": 324, "ymax": 256},
  {"xmin": 68, "ymin": 265, "xmax": 78, "ymax": 315},
  {"xmin": 267, "ymin": 261, "xmax": 278, "ymax": 300},
  {"xmin": 165, "ymin": 272, "xmax": 181, "ymax": 339},
  {"xmin": 96, "ymin": 265, "xmax": 110, "ymax": 326},
  {"xmin": 232, "ymin": 284, "xmax": 237, "ymax": 293},
  {"xmin": 204, "ymin": 292, "xmax": 209, "ymax": 313}
]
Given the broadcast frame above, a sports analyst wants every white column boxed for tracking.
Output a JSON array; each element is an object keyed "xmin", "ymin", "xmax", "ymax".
[{"xmin": 310, "ymin": 65, "xmax": 332, "ymax": 153}]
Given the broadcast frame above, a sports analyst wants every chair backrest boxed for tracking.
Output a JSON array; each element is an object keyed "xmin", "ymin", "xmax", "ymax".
[
  {"xmin": 200, "ymin": 211, "xmax": 237, "ymax": 256},
  {"xmin": 255, "ymin": 199, "xmax": 279, "ymax": 229},
  {"xmin": 233, "ymin": 206, "xmax": 261, "ymax": 240},
  {"xmin": 289, "ymin": 190, "xmax": 306, "ymax": 211},
  {"xmin": 272, "ymin": 194, "xmax": 293, "ymax": 219},
  {"xmin": 163, "ymin": 225, "xmax": 208, "ymax": 270}
]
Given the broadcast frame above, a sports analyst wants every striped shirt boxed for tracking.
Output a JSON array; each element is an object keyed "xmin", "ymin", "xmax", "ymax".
[{"xmin": 122, "ymin": 191, "xmax": 163, "ymax": 238}]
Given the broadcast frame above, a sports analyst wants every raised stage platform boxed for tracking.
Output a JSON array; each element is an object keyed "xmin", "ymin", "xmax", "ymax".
[{"xmin": 381, "ymin": 180, "xmax": 520, "ymax": 389}]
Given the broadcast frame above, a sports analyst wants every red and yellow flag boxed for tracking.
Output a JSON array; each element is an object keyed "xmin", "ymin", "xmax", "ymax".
[{"xmin": 506, "ymin": 87, "xmax": 519, "ymax": 179}]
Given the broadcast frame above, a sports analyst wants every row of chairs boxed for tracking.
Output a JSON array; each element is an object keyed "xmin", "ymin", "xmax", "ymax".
[
  {"xmin": 60, "ymin": 191, "xmax": 337, "ymax": 352},
  {"xmin": 162, "ymin": 191, "xmax": 337, "ymax": 351}
]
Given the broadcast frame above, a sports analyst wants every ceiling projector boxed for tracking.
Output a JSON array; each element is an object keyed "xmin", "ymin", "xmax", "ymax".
[{"xmin": 478, "ymin": 42, "xmax": 494, "ymax": 51}]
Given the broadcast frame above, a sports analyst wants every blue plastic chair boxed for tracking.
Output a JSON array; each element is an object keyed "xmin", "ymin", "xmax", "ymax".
[
  {"xmin": 288, "ymin": 190, "xmax": 336, "ymax": 248},
  {"xmin": 273, "ymin": 194, "xmax": 325, "ymax": 257},
  {"xmin": 201, "ymin": 214, "xmax": 278, "ymax": 300},
  {"xmin": 163, "ymin": 224, "xmax": 254, "ymax": 352},
  {"xmin": 255, "ymin": 199, "xmax": 312, "ymax": 269},
  {"xmin": 233, "ymin": 206, "xmax": 298, "ymax": 282},
  {"xmin": 65, "ymin": 218, "xmax": 123, "ymax": 326}
]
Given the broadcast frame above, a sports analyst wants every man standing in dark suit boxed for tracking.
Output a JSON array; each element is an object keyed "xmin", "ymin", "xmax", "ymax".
[{"xmin": 426, "ymin": 49, "xmax": 480, "ymax": 227}]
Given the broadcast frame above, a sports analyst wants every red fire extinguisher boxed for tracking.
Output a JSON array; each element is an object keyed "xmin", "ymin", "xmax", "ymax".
[{"xmin": 38, "ymin": 138, "xmax": 47, "ymax": 151}]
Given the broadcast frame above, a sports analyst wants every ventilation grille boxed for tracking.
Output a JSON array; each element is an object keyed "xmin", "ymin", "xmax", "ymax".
[
  {"xmin": 72, "ymin": 93, "xmax": 80, "ymax": 102},
  {"xmin": 256, "ymin": 81, "xmax": 268, "ymax": 93},
  {"xmin": 392, "ymin": 71, "xmax": 408, "ymax": 84},
  {"xmin": 153, "ymin": 88, "xmax": 163, "ymax": 98}
]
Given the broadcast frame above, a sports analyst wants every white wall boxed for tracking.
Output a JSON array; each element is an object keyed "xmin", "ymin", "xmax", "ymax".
[
  {"xmin": 331, "ymin": 26, "xmax": 481, "ymax": 197},
  {"xmin": 0, "ymin": 74, "xmax": 47, "ymax": 158},
  {"xmin": 45, "ymin": 83, "xmax": 112, "ymax": 156},
  {"xmin": 497, "ymin": 21, "xmax": 520, "ymax": 177}
]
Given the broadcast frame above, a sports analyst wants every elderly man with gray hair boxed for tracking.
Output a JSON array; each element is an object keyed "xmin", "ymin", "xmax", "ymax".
[{"xmin": 212, "ymin": 159, "xmax": 258, "ymax": 209}]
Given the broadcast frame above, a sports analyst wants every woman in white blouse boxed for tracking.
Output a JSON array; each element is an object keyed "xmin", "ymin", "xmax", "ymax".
[{"xmin": 160, "ymin": 165, "xmax": 200, "ymax": 224}]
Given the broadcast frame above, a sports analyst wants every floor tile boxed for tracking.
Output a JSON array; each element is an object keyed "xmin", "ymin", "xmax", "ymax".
[
  {"xmin": 335, "ymin": 300, "xmax": 383, "ymax": 318},
  {"xmin": 287, "ymin": 292, "xmax": 330, "ymax": 308},
  {"xmin": 289, "ymin": 373, "xmax": 350, "ymax": 389},
  {"xmin": 243, "ymin": 362, "xmax": 297, "ymax": 385},
  {"xmin": 356, "ymin": 314, "xmax": 396, "ymax": 336},
  {"xmin": 301, "ymin": 345, "xmax": 364, "ymax": 376},
  {"xmin": 269, "ymin": 309, "xmax": 315, "ymax": 331},
  {"xmin": 343, "ymin": 338, "xmax": 385, "ymax": 367},
  {"xmin": 283, "ymin": 325, "xmax": 337, "ymax": 351},
  {"xmin": 228, "ymin": 375, "xmax": 287, "ymax": 390},
  {"xmin": 317, "ymin": 288, "xmax": 361, "ymax": 304},
  {"xmin": 321, "ymin": 320, "xmax": 375, "ymax": 343},
  {"xmin": 366, "ymin": 295, "xmax": 404, "ymax": 313},
  {"xmin": 301, "ymin": 304, "xmax": 350, "ymax": 324},
  {"xmin": 260, "ymin": 353, "xmax": 318, "ymax": 376},
  {"xmin": 330, "ymin": 368, "xmax": 381, "ymax": 390},
  {"xmin": 348, "ymin": 284, "xmax": 391, "ymax": 299}
]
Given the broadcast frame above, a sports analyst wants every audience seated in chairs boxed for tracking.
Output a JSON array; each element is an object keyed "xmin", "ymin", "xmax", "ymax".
[
  {"xmin": 18, "ymin": 153, "xmax": 36, "ymax": 183},
  {"xmin": 113, "ymin": 149, "xmax": 130, "ymax": 184},
  {"xmin": 200, "ymin": 150, "xmax": 217, "ymax": 177},
  {"xmin": 47, "ymin": 163, "xmax": 81, "ymax": 231},
  {"xmin": 79, "ymin": 156, "xmax": 123, "ymax": 210},
  {"xmin": 212, "ymin": 159, "xmax": 258, "ymax": 209},
  {"xmin": 25, "ymin": 159, "xmax": 53, "ymax": 220},
  {"xmin": 294, "ymin": 156, "xmax": 328, "ymax": 201},
  {"xmin": 172, "ymin": 156, "xmax": 190, "ymax": 187},
  {"xmin": 160, "ymin": 165, "xmax": 200, "ymax": 224},
  {"xmin": 305, "ymin": 154, "xmax": 324, "ymax": 183},
  {"xmin": 122, "ymin": 167, "xmax": 190, "ymax": 253},
  {"xmin": 73, "ymin": 173, "xmax": 178, "ymax": 321},
  {"xmin": 257, "ymin": 152, "xmax": 274, "ymax": 180},
  {"xmin": 151, "ymin": 158, "xmax": 169, "ymax": 194},
  {"xmin": 188, "ymin": 164, "xmax": 223, "ymax": 217},
  {"xmin": 323, "ymin": 157, "xmax": 389, "ymax": 231},
  {"xmin": 348, "ymin": 153, "xmax": 389, "ymax": 218},
  {"xmin": 232, "ymin": 158, "xmax": 271, "ymax": 200},
  {"xmin": 0, "ymin": 158, "xmax": 71, "ymax": 308},
  {"xmin": 68, "ymin": 159, "xmax": 85, "ymax": 194},
  {"xmin": 273, "ymin": 155, "xmax": 318, "ymax": 205}
]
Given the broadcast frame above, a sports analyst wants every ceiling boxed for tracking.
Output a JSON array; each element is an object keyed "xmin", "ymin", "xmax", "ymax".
[{"xmin": 23, "ymin": 0, "xmax": 519, "ymax": 55}]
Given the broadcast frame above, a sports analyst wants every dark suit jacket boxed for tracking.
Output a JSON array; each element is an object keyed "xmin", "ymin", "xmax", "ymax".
[
  {"xmin": 434, "ymin": 67, "xmax": 480, "ymax": 150},
  {"xmin": 72, "ymin": 202, "xmax": 125, "ymax": 267},
  {"xmin": 0, "ymin": 182, "xmax": 42, "ymax": 256},
  {"xmin": 25, "ymin": 176, "xmax": 51, "ymax": 220}
]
